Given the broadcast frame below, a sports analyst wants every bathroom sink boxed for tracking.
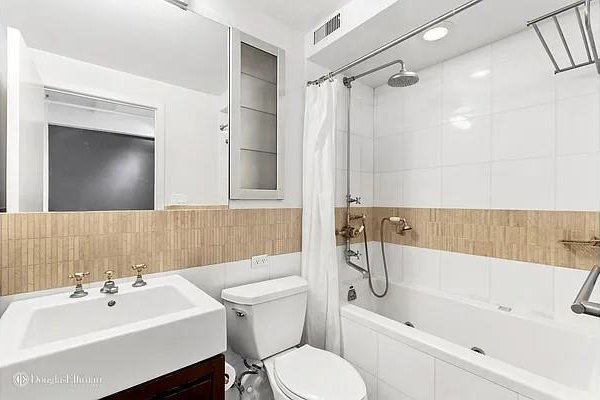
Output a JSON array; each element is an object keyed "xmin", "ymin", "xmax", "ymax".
[{"xmin": 0, "ymin": 275, "xmax": 226, "ymax": 400}]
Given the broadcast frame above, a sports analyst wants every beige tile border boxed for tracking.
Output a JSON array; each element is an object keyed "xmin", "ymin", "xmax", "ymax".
[
  {"xmin": 0, "ymin": 208, "xmax": 301, "ymax": 296},
  {"xmin": 336, "ymin": 207, "xmax": 599, "ymax": 271}
]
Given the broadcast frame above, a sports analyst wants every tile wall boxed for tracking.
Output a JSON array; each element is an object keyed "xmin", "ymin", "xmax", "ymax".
[{"xmin": 0, "ymin": 208, "xmax": 301, "ymax": 296}]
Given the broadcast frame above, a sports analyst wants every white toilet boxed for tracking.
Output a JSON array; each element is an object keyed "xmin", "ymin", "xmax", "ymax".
[{"xmin": 221, "ymin": 276, "xmax": 366, "ymax": 400}]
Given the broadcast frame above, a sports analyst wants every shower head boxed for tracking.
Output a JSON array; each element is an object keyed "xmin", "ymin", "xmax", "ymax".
[
  {"xmin": 343, "ymin": 59, "xmax": 419, "ymax": 88},
  {"xmin": 386, "ymin": 216, "xmax": 413, "ymax": 234},
  {"xmin": 388, "ymin": 63, "xmax": 419, "ymax": 87}
]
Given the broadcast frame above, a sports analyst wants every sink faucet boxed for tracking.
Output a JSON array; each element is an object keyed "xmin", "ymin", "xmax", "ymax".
[
  {"xmin": 100, "ymin": 270, "xmax": 119, "ymax": 294},
  {"xmin": 68, "ymin": 272, "xmax": 90, "ymax": 298},
  {"xmin": 131, "ymin": 264, "xmax": 148, "ymax": 287}
]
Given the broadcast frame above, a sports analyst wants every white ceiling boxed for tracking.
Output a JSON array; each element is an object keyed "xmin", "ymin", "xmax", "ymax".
[
  {"xmin": 245, "ymin": 0, "xmax": 353, "ymax": 31},
  {"xmin": 0, "ymin": 0, "xmax": 229, "ymax": 95},
  {"xmin": 308, "ymin": 0, "xmax": 576, "ymax": 87}
]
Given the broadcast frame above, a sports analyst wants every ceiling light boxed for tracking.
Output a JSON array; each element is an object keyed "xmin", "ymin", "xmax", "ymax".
[
  {"xmin": 423, "ymin": 25, "xmax": 449, "ymax": 42},
  {"xmin": 470, "ymin": 69, "xmax": 490, "ymax": 79}
]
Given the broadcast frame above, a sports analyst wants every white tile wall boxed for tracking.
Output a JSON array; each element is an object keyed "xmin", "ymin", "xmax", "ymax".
[
  {"xmin": 372, "ymin": 23, "xmax": 600, "ymax": 212},
  {"xmin": 378, "ymin": 333, "xmax": 435, "ymax": 400},
  {"xmin": 336, "ymin": 81, "xmax": 374, "ymax": 207},
  {"xmin": 0, "ymin": 252, "xmax": 303, "ymax": 315},
  {"xmin": 435, "ymin": 360, "xmax": 517, "ymax": 400},
  {"xmin": 439, "ymin": 252, "xmax": 490, "ymax": 301},
  {"xmin": 341, "ymin": 317, "xmax": 378, "ymax": 374},
  {"xmin": 490, "ymin": 258, "xmax": 555, "ymax": 318},
  {"xmin": 342, "ymin": 243, "xmax": 600, "ymax": 335}
]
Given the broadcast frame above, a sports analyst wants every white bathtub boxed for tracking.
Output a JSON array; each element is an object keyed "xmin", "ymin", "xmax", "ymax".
[{"xmin": 340, "ymin": 279, "xmax": 600, "ymax": 400}]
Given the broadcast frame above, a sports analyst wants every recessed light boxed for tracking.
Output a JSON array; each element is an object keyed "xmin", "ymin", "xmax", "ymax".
[
  {"xmin": 470, "ymin": 69, "xmax": 490, "ymax": 79},
  {"xmin": 423, "ymin": 25, "xmax": 449, "ymax": 42}
]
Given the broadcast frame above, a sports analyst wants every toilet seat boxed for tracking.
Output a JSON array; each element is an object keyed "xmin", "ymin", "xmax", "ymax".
[{"xmin": 272, "ymin": 345, "xmax": 366, "ymax": 400}]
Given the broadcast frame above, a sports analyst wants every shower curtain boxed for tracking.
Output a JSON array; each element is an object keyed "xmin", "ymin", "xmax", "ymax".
[{"xmin": 301, "ymin": 79, "xmax": 341, "ymax": 355}]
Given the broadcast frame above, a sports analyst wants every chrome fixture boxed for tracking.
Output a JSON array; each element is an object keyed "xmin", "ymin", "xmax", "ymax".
[
  {"xmin": 100, "ymin": 270, "xmax": 119, "ymax": 294},
  {"xmin": 307, "ymin": 0, "xmax": 484, "ymax": 86},
  {"xmin": 347, "ymin": 286, "xmax": 357, "ymax": 302},
  {"xmin": 335, "ymin": 57, "xmax": 417, "ymax": 298},
  {"xmin": 68, "ymin": 272, "xmax": 90, "ymax": 298},
  {"xmin": 527, "ymin": 0, "xmax": 600, "ymax": 75},
  {"xmin": 343, "ymin": 60, "xmax": 419, "ymax": 88},
  {"xmin": 131, "ymin": 264, "xmax": 148, "ymax": 287},
  {"xmin": 471, "ymin": 346, "xmax": 486, "ymax": 355},
  {"xmin": 387, "ymin": 216, "xmax": 413, "ymax": 235},
  {"xmin": 108, "ymin": 300, "xmax": 116, "ymax": 307},
  {"xmin": 404, "ymin": 321, "xmax": 415, "ymax": 328},
  {"xmin": 571, "ymin": 265, "xmax": 600, "ymax": 317},
  {"xmin": 163, "ymin": 0, "xmax": 188, "ymax": 10},
  {"xmin": 559, "ymin": 236, "xmax": 600, "ymax": 247}
]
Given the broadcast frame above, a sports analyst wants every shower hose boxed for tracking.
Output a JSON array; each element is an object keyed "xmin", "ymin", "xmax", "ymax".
[{"xmin": 361, "ymin": 218, "xmax": 390, "ymax": 298}]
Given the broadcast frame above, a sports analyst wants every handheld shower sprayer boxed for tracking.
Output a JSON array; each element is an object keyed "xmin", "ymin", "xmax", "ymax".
[{"xmin": 386, "ymin": 217, "xmax": 412, "ymax": 235}]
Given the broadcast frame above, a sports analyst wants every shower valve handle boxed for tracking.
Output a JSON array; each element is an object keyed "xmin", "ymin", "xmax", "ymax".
[{"xmin": 347, "ymin": 195, "xmax": 361, "ymax": 205}]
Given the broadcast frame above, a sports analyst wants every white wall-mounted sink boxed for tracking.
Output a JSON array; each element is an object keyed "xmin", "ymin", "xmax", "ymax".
[{"xmin": 0, "ymin": 275, "xmax": 226, "ymax": 399}]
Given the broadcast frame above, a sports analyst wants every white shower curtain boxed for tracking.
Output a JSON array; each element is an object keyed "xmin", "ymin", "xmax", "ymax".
[{"xmin": 301, "ymin": 79, "xmax": 341, "ymax": 355}]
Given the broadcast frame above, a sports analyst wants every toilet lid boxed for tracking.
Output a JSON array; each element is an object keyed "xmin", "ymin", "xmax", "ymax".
[{"xmin": 273, "ymin": 345, "xmax": 366, "ymax": 400}]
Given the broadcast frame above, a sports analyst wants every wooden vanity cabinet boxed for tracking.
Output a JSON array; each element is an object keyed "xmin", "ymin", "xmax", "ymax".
[{"xmin": 103, "ymin": 354, "xmax": 225, "ymax": 400}]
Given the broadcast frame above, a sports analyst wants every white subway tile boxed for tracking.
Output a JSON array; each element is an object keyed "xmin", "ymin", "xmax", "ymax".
[
  {"xmin": 268, "ymin": 252, "xmax": 301, "ymax": 280},
  {"xmin": 490, "ymin": 259, "xmax": 554, "ymax": 318},
  {"xmin": 224, "ymin": 259, "xmax": 270, "ymax": 289},
  {"xmin": 341, "ymin": 317, "xmax": 378, "ymax": 374},
  {"xmin": 378, "ymin": 334, "xmax": 435, "ymax": 400},
  {"xmin": 378, "ymin": 379, "xmax": 413, "ymax": 400},
  {"xmin": 491, "ymin": 31, "xmax": 554, "ymax": 112},
  {"xmin": 442, "ymin": 163, "xmax": 491, "ymax": 209},
  {"xmin": 492, "ymin": 104, "xmax": 555, "ymax": 161},
  {"xmin": 351, "ymin": 97, "xmax": 374, "ymax": 137},
  {"xmin": 402, "ymin": 72, "xmax": 442, "ymax": 132},
  {"xmin": 402, "ymin": 168, "xmax": 442, "ymax": 208},
  {"xmin": 178, "ymin": 264, "xmax": 225, "ymax": 300},
  {"xmin": 491, "ymin": 158, "xmax": 554, "ymax": 210},
  {"xmin": 401, "ymin": 126, "xmax": 442, "ymax": 170},
  {"xmin": 374, "ymin": 171, "xmax": 402, "ymax": 207},
  {"xmin": 442, "ymin": 46, "xmax": 492, "ymax": 121},
  {"xmin": 374, "ymin": 135, "xmax": 402, "ymax": 172},
  {"xmin": 556, "ymin": 94, "xmax": 600, "ymax": 156},
  {"xmin": 440, "ymin": 252, "xmax": 490, "ymax": 301},
  {"xmin": 435, "ymin": 360, "xmax": 518, "ymax": 400},
  {"xmin": 556, "ymin": 153, "xmax": 600, "ymax": 211},
  {"xmin": 402, "ymin": 247, "xmax": 441, "ymax": 289},
  {"xmin": 442, "ymin": 115, "xmax": 491, "ymax": 166}
]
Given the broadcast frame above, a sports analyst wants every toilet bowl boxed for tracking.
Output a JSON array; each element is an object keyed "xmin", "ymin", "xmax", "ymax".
[{"xmin": 221, "ymin": 276, "xmax": 366, "ymax": 400}]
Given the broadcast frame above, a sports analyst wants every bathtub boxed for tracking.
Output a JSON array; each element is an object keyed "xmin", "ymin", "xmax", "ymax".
[{"xmin": 340, "ymin": 279, "xmax": 600, "ymax": 400}]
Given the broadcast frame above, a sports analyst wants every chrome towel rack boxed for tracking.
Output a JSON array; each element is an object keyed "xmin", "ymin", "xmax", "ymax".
[
  {"xmin": 527, "ymin": 0, "xmax": 600, "ymax": 75},
  {"xmin": 572, "ymin": 265, "xmax": 600, "ymax": 317}
]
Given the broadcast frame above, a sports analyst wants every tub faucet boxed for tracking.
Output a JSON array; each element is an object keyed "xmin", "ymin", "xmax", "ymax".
[
  {"xmin": 68, "ymin": 272, "xmax": 90, "ymax": 298},
  {"xmin": 100, "ymin": 270, "xmax": 119, "ymax": 294},
  {"xmin": 131, "ymin": 264, "xmax": 148, "ymax": 287}
]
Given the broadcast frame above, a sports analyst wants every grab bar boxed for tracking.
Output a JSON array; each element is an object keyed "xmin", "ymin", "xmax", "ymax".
[{"xmin": 571, "ymin": 265, "xmax": 600, "ymax": 317}]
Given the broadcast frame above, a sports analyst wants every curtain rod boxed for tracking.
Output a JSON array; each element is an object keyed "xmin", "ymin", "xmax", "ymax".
[{"xmin": 307, "ymin": 0, "xmax": 485, "ymax": 86}]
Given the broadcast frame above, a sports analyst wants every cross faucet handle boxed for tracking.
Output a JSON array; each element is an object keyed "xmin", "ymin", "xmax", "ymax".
[
  {"xmin": 104, "ymin": 270, "xmax": 115, "ymax": 280},
  {"xmin": 68, "ymin": 272, "xmax": 90, "ymax": 298},
  {"xmin": 131, "ymin": 264, "xmax": 147, "ymax": 274},
  {"xmin": 69, "ymin": 271, "xmax": 90, "ymax": 282}
]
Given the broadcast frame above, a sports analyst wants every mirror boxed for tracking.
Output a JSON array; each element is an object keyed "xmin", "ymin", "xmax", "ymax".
[{"xmin": 0, "ymin": 0, "xmax": 229, "ymax": 212}]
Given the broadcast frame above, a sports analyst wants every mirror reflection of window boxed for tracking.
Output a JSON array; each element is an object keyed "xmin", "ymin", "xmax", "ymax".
[{"xmin": 45, "ymin": 90, "xmax": 156, "ymax": 211}]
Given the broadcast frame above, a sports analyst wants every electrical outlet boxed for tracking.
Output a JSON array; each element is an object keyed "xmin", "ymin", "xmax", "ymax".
[{"xmin": 251, "ymin": 254, "xmax": 269, "ymax": 269}]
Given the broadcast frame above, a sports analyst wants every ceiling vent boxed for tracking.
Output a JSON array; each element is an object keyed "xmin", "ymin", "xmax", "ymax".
[{"xmin": 314, "ymin": 14, "xmax": 341, "ymax": 45}]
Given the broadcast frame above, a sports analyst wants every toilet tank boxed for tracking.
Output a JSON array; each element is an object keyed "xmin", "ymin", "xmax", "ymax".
[{"xmin": 221, "ymin": 276, "xmax": 308, "ymax": 360}]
